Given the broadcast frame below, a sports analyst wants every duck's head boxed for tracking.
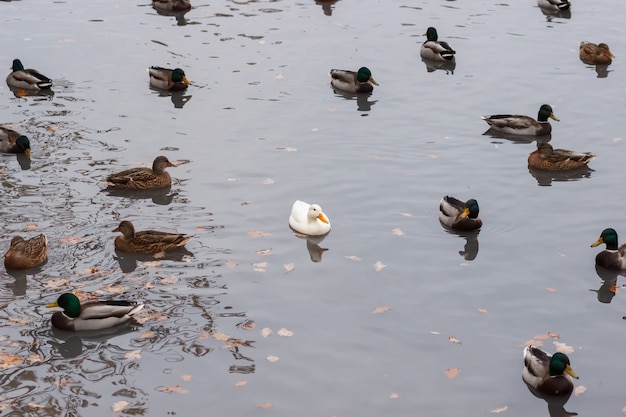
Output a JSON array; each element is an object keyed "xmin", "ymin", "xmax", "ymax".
[
  {"xmin": 113, "ymin": 220, "xmax": 136, "ymax": 239},
  {"xmin": 15, "ymin": 135, "xmax": 31, "ymax": 158},
  {"xmin": 309, "ymin": 204, "xmax": 329, "ymax": 224},
  {"xmin": 597, "ymin": 43, "xmax": 615, "ymax": 58},
  {"xmin": 171, "ymin": 68, "xmax": 190, "ymax": 86},
  {"xmin": 356, "ymin": 67, "xmax": 378, "ymax": 86},
  {"xmin": 152, "ymin": 155, "xmax": 177, "ymax": 173},
  {"xmin": 549, "ymin": 352, "xmax": 578, "ymax": 379},
  {"xmin": 423, "ymin": 27, "xmax": 439, "ymax": 42},
  {"xmin": 592, "ymin": 228, "xmax": 619, "ymax": 250},
  {"xmin": 462, "ymin": 199, "xmax": 480, "ymax": 219},
  {"xmin": 538, "ymin": 104, "xmax": 559, "ymax": 122},
  {"xmin": 11, "ymin": 59, "xmax": 24, "ymax": 71},
  {"xmin": 47, "ymin": 293, "xmax": 81, "ymax": 318}
]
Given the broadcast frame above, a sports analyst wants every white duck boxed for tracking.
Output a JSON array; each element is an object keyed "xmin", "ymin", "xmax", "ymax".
[{"xmin": 289, "ymin": 200, "xmax": 331, "ymax": 236}]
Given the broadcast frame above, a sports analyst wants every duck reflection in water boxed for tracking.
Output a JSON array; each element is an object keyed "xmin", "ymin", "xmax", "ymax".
[
  {"xmin": 150, "ymin": 87, "xmax": 192, "ymax": 109},
  {"xmin": 315, "ymin": 0, "xmax": 339, "ymax": 16},
  {"xmin": 528, "ymin": 166, "xmax": 593, "ymax": 187},
  {"xmin": 114, "ymin": 246, "xmax": 194, "ymax": 273},
  {"xmin": 49, "ymin": 325, "xmax": 139, "ymax": 358},
  {"xmin": 291, "ymin": 232, "xmax": 329, "ymax": 263},
  {"xmin": 103, "ymin": 185, "xmax": 177, "ymax": 206},
  {"xmin": 591, "ymin": 265, "xmax": 621, "ymax": 304},
  {"xmin": 8, "ymin": 85, "xmax": 55, "ymax": 100},
  {"xmin": 441, "ymin": 229, "xmax": 480, "ymax": 261},
  {"xmin": 527, "ymin": 387, "xmax": 578, "ymax": 417},
  {"xmin": 539, "ymin": 7, "xmax": 572, "ymax": 21},
  {"xmin": 331, "ymin": 88, "xmax": 377, "ymax": 113},
  {"xmin": 483, "ymin": 129, "xmax": 552, "ymax": 146},
  {"xmin": 421, "ymin": 57, "xmax": 456, "ymax": 75}
]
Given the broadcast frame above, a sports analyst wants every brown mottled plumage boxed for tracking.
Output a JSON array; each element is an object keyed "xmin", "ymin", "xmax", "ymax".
[
  {"xmin": 4, "ymin": 234, "xmax": 47, "ymax": 270},
  {"xmin": 112, "ymin": 220, "xmax": 192, "ymax": 254},
  {"xmin": 104, "ymin": 156, "xmax": 176, "ymax": 190},
  {"xmin": 528, "ymin": 143, "xmax": 595, "ymax": 171},
  {"xmin": 579, "ymin": 42, "xmax": 615, "ymax": 65}
]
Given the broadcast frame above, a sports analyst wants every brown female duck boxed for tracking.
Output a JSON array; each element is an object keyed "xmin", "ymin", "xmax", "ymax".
[
  {"xmin": 104, "ymin": 156, "xmax": 177, "ymax": 190},
  {"xmin": 113, "ymin": 220, "xmax": 192, "ymax": 254},
  {"xmin": 4, "ymin": 234, "xmax": 47, "ymax": 270},
  {"xmin": 579, "ymin": 42, "xmax": 615, "ymax": 65},
  {"xmin": 528, "ymin": 143, "xmax": 595, "ymax": 171}
]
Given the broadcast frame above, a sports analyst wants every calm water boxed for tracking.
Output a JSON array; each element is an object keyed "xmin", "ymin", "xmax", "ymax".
[{"xmin": 1, "ymin": 0, "xmax": 625, "ymax": 416}]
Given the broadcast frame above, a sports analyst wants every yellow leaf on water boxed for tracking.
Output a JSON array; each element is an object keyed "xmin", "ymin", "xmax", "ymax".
[
  {"xmin": 124, "ymin": 349, "xmax": 141, "ymax": 360},
  {"xmin": 553, "ymin": 341, "xmax": 574, "ymax": 354},
  {"xmin": 212, "ymin": 332, "xmax": 230, "ymax": 341},
  {"xmin": 139, "ymin": 331, "xmax": 154, "ymax": 339},
  {"xmin": 267, "ymin": 355, "xmax": 279, "ymax": 362},
  {"xmin": 0, "ymin": 353, "xmax": 22, "ymax": 369},
  {"xmin": 27, "ymin": 403, "xmax": 45, "ymax": 409},
  {"xmin": 389, "ymin": 393, "xmax": 399, "ymax": 399},
  {"xmin": 374, "ymin": 261, "xmax": 386, "ymax": 272},
  {"xmin": 59, "ymin": 236, "xmax": 84, "ymax": 244},
  {"xmin": 181, "ymin": 375, "xmax": 192, "ymax": 382},
  {"xmin": 444, "ymin": 368, "xmax": 460, "ymax": 379},
  {"xmin": 261, "ymin": 327, "xmax": 273, "ymax": 338},
  {"xmin": 490, "ymin": 406, "xmax": 508, "ymax": 413},
  {"xmin": 235, "ymin": 380, "xmax": 248, "ymax": 387},
  {"xmin": 573, "ymin": 385, "xmax": 586, "ymax": 396},
  {"xmin": 345, "ymin": 255, "xmax": 362, "ymax": 261},
  {"xmin": 277, "ymin": 328, "xmax": 293, "ymax": 337},
  {"xmin": 159, "ymin": 385, "xmax": 188, "ymax": 394},
  {"xmin": 448, "ymin": 336, "xmax": 462, "ymax": 345},
  {"xmin": 257, "ymin": 402, "xmax": 272, "ymax": 409},
  {"xmin": 372, "ymin": 306, "xmax": 391, "ymax": 314},
  {"xmin": 283, "ymin": 263, "xmax": 295, "ymax": 273},
  {"xmin": 392, "ymin": 228, "xmax": 405, "ymax": 236},
  {"xmin": 111, "ymin": 401, "xmax": 129, "ymax": 412},
  {"xmin": 248, "ymin": 230, "xmax": 271, "ymax": 238}
]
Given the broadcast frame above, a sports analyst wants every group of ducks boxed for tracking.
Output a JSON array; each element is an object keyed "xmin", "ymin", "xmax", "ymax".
[{"xmin": 2, "ymin": 0, "xmax": 620, "ymax": 397}]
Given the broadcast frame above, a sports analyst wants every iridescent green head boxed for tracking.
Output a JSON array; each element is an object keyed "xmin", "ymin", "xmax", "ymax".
[
  {"xmin": 15, "ymin": 135, "xmax": 31, "ymax": 157},
  {"xmin": 356, "ymin": 67, "xmax": 378, "ymax": 86},
  {"xmin": 47, "ymin": 293, "xmax": 81, "ymax": 318},
  {"xmin": 171, "ymin": 68, "xmax": 190, "ymax": 85},
  {"xmin": 592, "ymin": 228, "xmax": 619, "ymax": 250},
  {"xmin": 538, "ymin": 104, "xmax": 559, "ymax": 122},
  {"xmin": 549, "ymin": 352, "xmax": 578, "ymax": 378},
  {"xmin": 11, "ymin": 59, "xmax": 25, "ymax": 71},
  {"xmin": 424, "ymin": 27, "xmax": 439, "ymax": 41},
  {"xmin": 465, "ymin": 199, "xmax": 480, "ymax": 219}
]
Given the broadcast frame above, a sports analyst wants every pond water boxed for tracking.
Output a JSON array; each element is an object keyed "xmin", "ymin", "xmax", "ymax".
[{"xmin": 1, "ymin": 0, "xmax": 625, "ymax": 416}]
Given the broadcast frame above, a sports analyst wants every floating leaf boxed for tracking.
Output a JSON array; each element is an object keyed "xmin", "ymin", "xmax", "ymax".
[
  {"xmin": 283, "ymin": 263, "xmax": 295, "ymax": 273},
  {"xmin": 25, "ymin": 224, "xmax": 39, "ymax": 230},
  {"xmin": 253, "ymin": 261, "xmax": 268, "ymax": 272},
  {"xmin": 345, "ymin": 255, "xmax": 361, "ymax": 261},
  {"xmin": 44, "ymin": 279, "xmax": 69, "ymax": 289},
  {"xmin": 235, "ymin": 380, "xmax": 248, "ymax": 387},
  {"xmin": 181, "ymin": 375, "xmax": 192, "ymax": 382},
  {"xmin": 257, "ymin": 402, "xmax": 272, "ymax": 409},
  {"xmin": 262, "ymin": 178, "xmax": 274, "ymax": 185},
  {"xmin": 267, "ymin": 355, "xmax": 279, "ymax": 363},
  {"xmin": 400, "ymin": 212, "xmax": 413, "ymax": 217},
  {"xmin": 547, "ymin": 332, "xmax": 560, "ymax": 339},
  {"xmin": 111, "ymin": 401, "xmax": 129, "ymax": 412},
  {"xmin": 124, "ymin": 349, "xmax": 141, "ymax": 360},
  {"xmin": 248, "ymin": 231, "xmax": 271, "ymax": 238},
  {"xmin": 261, "ymin": 327, "xmax": 272, "ymax": 338},
  {"xmin": 241, "ymin": 201, "xmax": 251, "ymax": 205},
  {"xmin": 478, "ymin": 308, "xmax": 488, "ymax": 314},
  {"xmin": 159, "ymin": 276, "xmax": 179, "ymax": 285},
  {"xmin": 448, "ymin": 336, "xmax": 462, "ymax": 345},
  {"xmin": 225, "ymin": 260, "xmax": 238, "ymax": 268},
  {"xmin": 532, "ymin": 333, "xmax": 551, "ymax": 340},
  {"xmin": 256, "ymin": 248, "xmax": 272, "ymax": 256},
  {"xmin": 159, "ymin": 385, "xmax": 188, "ymax": 394},
  {"xmin": 59, "ymin": 236, "xmax": 84, "ymax": 244},
  {"xmin": 444, "ymin": 368, "xmax": 460, "ymax": 379},
  {"xmin": 389, "ymin": 393, "xmax": 399, "ymax": 399},
  {"xmin": 391, "ymin": 228, "xmax": 405, "ymax": 236},
  {"xmin": 545, "ymin": 287, "xmax": 556, "ymax": 292},
  {"xmin": 28, "ymin": 403, "xmax": 45, "ymax": 409},
  {"xmin": 9, "ymin": 317, "xmax": 28, "ymax": 325},
  {"xmin": 241, "ymin": 321, "xmax": 256, "ymax": 330},
  {"xmin": 553, "ymin": 341, "xmax": 574, "ymax": 354},
  {"xmin": 139, "ymin": 331, "xmax": 155, "ymax": 339},
  {"xmin": 277, "ymin": 328, "xmax": 293, "ymax": 337},
  {"xmin": 374, "ymin": 261, "xmax": 386, "ymax": 272},
  {"xmin": 211, "ymin": 332, "xmax": 230, "ymax": 341},
  {"xmin": 490, "ymin": 406, "xmax": 508, "ymax": 413},
  {"xmin": 372, "ymin": 306, "xmax": 391, "ymax": 314},
  {"xmin": 573, "ymin": 385, "xmax": 586, "ymax": 396},
  {"xmin": 0, "ymin": 353, "xmax": 22, "ymax": 369}
]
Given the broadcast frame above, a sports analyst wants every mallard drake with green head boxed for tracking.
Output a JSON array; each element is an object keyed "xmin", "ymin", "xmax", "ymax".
[
  {"xmin": 4, "ymin": 234, "xmax": 47, "ymax": 270},
  {"xmin": 6, "ymin": 59, "xmax": 52, "ymax": 90},
  {"xmin": 537, "ymin": 0, "xmax": 571, "ymax": 11},
  {"xmin": 46, "ymin": 293, "xmax": 144, "ymax": 331},
  {"xmin": 152, "ymin": 0, "xmax": 191, "ymax": 11},
  {"xmin": 330, "ymin": 67, "xmax": 378, "ymax": 94},
  {"xmin": 104, "ymin": 156, "xmax": 177, "ymax": 190},
  {"xmin": 523, "ymin": 345, "xmax": 578, "ymax": 396},
  {"xmin": 439, "ymin": 196, "xmax": 482, "ymax": 231},
  {"xmin": 528, "ymin": 143, "xmax": 595, "ymax": 171},
  {"xmin": 420, "ymin": 27, "xmax": 456, "ymax": 61},
  {"xmin": 113, "ymin": 220, "xmax": 193, "ymax": 254},
  {"xmin": 0, "ymin": 126, "xmax": 31, "ymax": 157},
  {"xmin": 579, "ymin": 42, "xmax": 614, "ymax": 65},
  {"xmin": 148, "ymin": 67, "xmax": 190, "ymax": 91},
  {"xmin": 591, "ymin": 228, "xmax": 626, "ymax": 270},
  {"xmin": 482, "ymin": 104, "xmax": 559, "ymax": 136}
]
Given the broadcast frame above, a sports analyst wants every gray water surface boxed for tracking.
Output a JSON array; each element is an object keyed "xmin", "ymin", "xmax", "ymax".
[{"xmin": 1, "ymin": 0, "xmax": 625, "ymax": 416}]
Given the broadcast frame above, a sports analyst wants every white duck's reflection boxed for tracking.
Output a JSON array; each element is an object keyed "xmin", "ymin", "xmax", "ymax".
[{"xmin": 291, "ymin": 233, "xmax": 329, "ymax": 263}]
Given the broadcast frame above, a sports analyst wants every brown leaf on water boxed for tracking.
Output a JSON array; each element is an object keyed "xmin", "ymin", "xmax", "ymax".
[
  {"xmin": 9, "ymin": 317, "xmax": 28, "ymax": 325},
  {"xmin": 44, "ymin": 279, "xmax": 69, "ymax": 289},
  {"xmin": 573, "ymin": 385, "xmax": 586, "ymax": 396},
  {"xmin": 124, "ymin": 349, "xmax": 141, "ymax": 360},
  {"xmin": 159, "ymin": 385, "xmax": 188, "ymax": 394},
  {"xmin": 478, "ymin": 308, "xmax": 488, "ymax": 313},
  {"xmin": 27, "ymin": 403, "xmax": 45, "ymax": 409},
  {"xmin": 389, "ymin": 393, "xmax": 399, "ymax": 399},
  {"xmin": 25, "ymin": 224, "xmax": 39, "ymax": 231},
  {"xmin": 79, "ymin": 267, "xmax": 101, "ymax": 274},
  {"xmin": 241, "ymin": 320, "xmax": 256, "ymax": 330},
  {"xmin": 490, "ymin": 406, "xmax": 508, "ymax": 413},
  {"xmin": 211, "ymin": 332, "xmax": 230, "ymax": 341},
  {"xmin": 374, "ymin": 261, "xmax": 386, "ymax": 272},
  {"xmin": 235, "ymin": 380, "xmax": 248, "ymax": 387},
  {"xmin": 392, "ymin": 227, "xmax": 405, "ymax": 236},
  {"xmin": 257, "ymin": 402, "xmax": 272, "ymax": 409},
  {"xmin": 345, "ymin": 255, "xmax": 362, "ymax": 261},
  {"xmin": 400, "ymin": 212, "xmax": 413, "ymax": 217},
  {"xmin": 139, "ymin": 331, "xmax": 155, "ymax": 339},
  {"xmin": 553, "ymin": 341, "xmax": 574, "ymax": 354},
  {"xmin": 256, "ymin": 248, "xmax": 272, "ymax": 256},
  {"xmin": 248, "ymin": 230, "xmax": 271, "ymax": 238},
  {"xmin": 532, "ymin": 333, "xmax": 551, "ymax": 340},
  {"xmin": 111, "ymin": 400, "xmax": 129, "ymax": 412},
  {"xmin": 0, "ymin": 353, "xmax": 22, "ymax": 369},
  {"xmin": 241, "ymin": 201, "xmax": 251, "ymax": 206},
  {"xmin": 448, "ymin": 336, "xmax": 462, "ymax": 345},
  {"xmin": 153, "ymin": 251, "xmax": 166, "ymax": 259},
  {"xmin": 444, "ymin": 368, "xmax": 460, "ymax": 379},
  {"xmin": 181, "ymin": 375, "xmax": 192, "ymax": 382},
  {"xmin": 253, "ymin": 261, "xmax": 268, "ymax": 272},
  {"xmin": 225, "ymin": 259, "xmax": 238, "ymax": 268},
  {"xmin": 545, "ymin": 287, "xmax": 556, "ymax": 292},
  {"xmin": 283, "ymin": 263, "xmax": 295, "ymax": 273},
  {"xmin": 159, "ymin": 275, "xmax": 179, "ymax": 285},
  {"xmin": 59, "ymin": 236, "xmax": 84, "ymax": 244},
  {"xmin": 547, "ymin": 332, "xmax": 560, "ymax": 339},
  {"xmin": 143, "ymin": 261, "xmax": 162, "ymax": 268},
  {"xmin": 372, "ymin": 306, "xmax": 391, "ymax": 314}
]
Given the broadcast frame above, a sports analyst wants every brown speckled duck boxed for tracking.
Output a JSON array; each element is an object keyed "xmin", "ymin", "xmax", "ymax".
[
  {"xmin": 113, "ymin": 220, "xmax": 192, "ymax": 254},
  {"xmin": 528, "ymin": 143, "xmax": 595, "ymax": 171},
  {"xmin": 591, "ymin": 228, "xmax": 626, "ymax": 270},
  {"xmin": 579, "ymin": 42, "xmax": 615, "ymax": 65},
  {"xmin": 104, "ymin": 156, "xmax": 177, "ymax": 190},
  {"xmin": 46, "ymin": 293, "xmax": 144, "ymax": 331},
  {"xmin": 4, "ymin": 234, "xmax": 47, "ymax": 270}
]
